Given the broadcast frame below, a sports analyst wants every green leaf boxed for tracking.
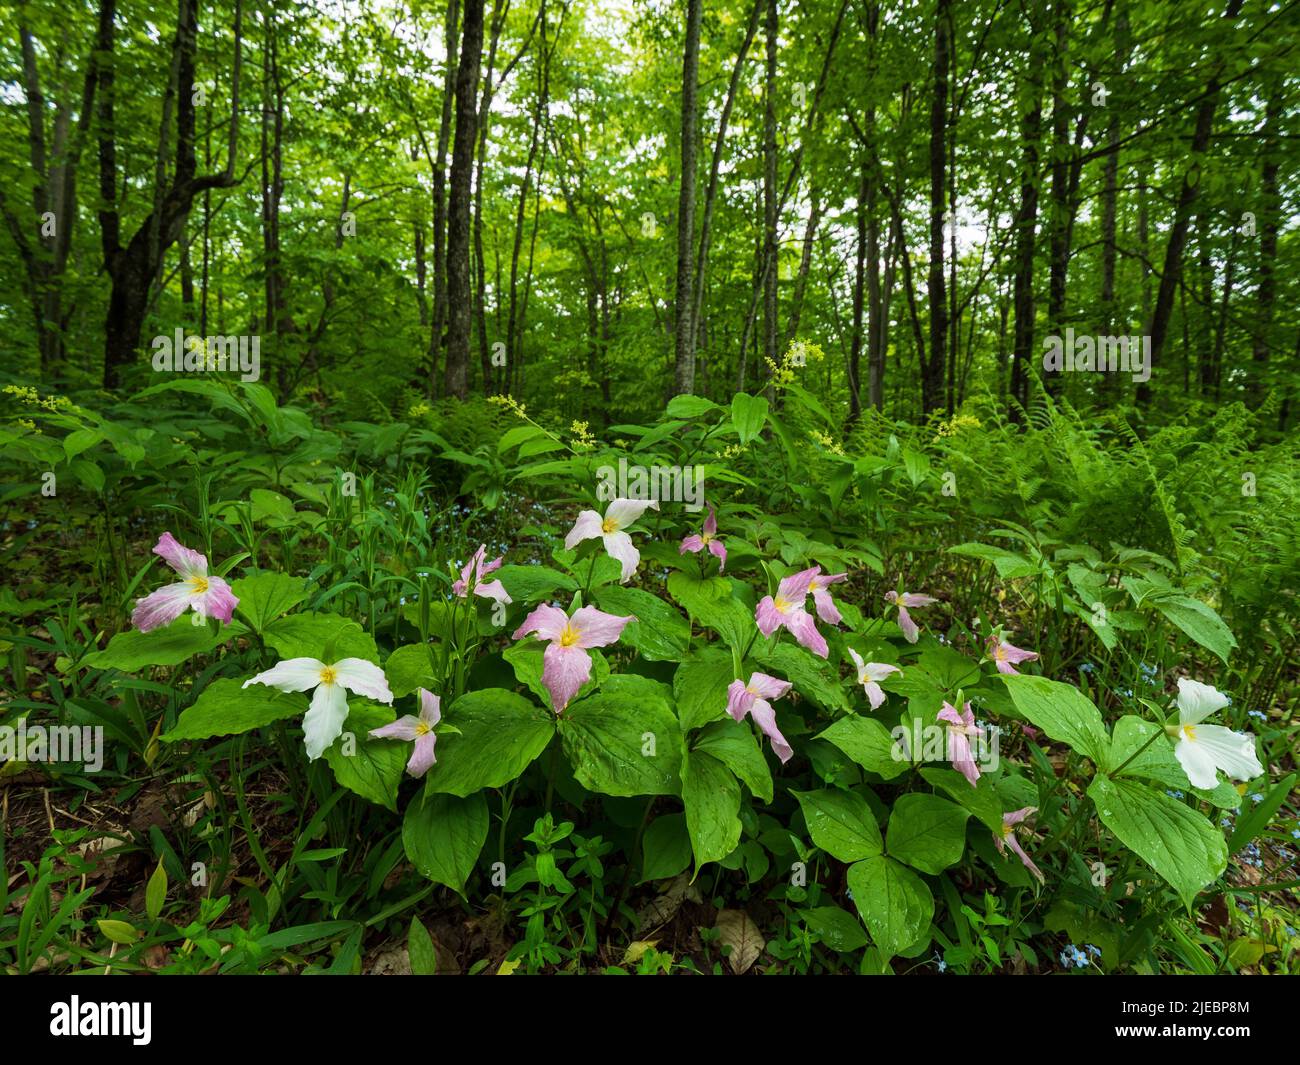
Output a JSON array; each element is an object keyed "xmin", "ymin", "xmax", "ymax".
[
  {"xmin": 673, "ymin": 648, "xmax": 735, "ymax": 731},
  {"xmin": 816, "ymin": 714, "xmax": 908, "ymax": 779},
  {"xmin": 756, "ymin": 642, "xmax": 847, "ymax": 711},
  {"xmin": 639, "ymin": 813, "xmax": 693, "ymax": 883},
  {"xmin": 594, "ymin": 586, "xmax": 690, "ymax": 661},
  {"xmin": 231, "ymin": 571, "xmax": 309, "ymax": 632},
  {"xmin": 250, "ymin": 488, "xmax": 296, "ymax": 523},
  {"xmin": 1087, "ymin": 776, "xmax": 1228, "ymax": 909},
  {"xmin": 1105, "ymin": 716, "xmax": 1240, "ymax": 808},
  {"xmin": 885, "ymin": 793, "xmax": 970, "ymax": 874},
  {"xmin": 408, "ymin": 916, "xmax": 438, "ymax": 975},
  {"xmin": 262, "ymin": 612, "xmax": 379, "ymax": 663},
  {"xmin": 97, "ymin": 919, "xmax": 139, "ymax": 945},
  {"xmin": 799, "ymin": 905, "xmax": 869, "ymax": 952},
  {"xmin": 793, "ymin": 788, "xmax": 884, "ymax": 863},
  {"xmin": 1003, "ymin": 673, "xmax": 1110, "ymax": 764},
  {"xmin": 665, "ymin": 394, "xmax": 722, "ymax": 419},
  {"xmin": 948, "ymin": 542, "xmax": 1040, "ymax": 580},
  {"xmin": 402, "ymin": 788, "xmax": 489, "ymax": 894},
  {"xmin": 421, "ymin": 689, "xmax": 555, "ymax": 797},
  {"xmin": 682, "ymin": 751, "xmax": 742, "ymax": 867},
  {"xmin": 666, "ymin": 572, "xmax": 754, "ymax": 652},
  {"xmin": 495, "ymin": 564, "xmax": 578, "ymax": 603},
  {"xmin": 145, "ymin": 860, "xmax": 167, "ymax": 921},
  {"xmin": 384, "ymin": 644, "xmax": 440, "ymax": 699},
  {"xmin": 1227, "ymin": 772, "xmax": 1296, "ymax": 855},
  {"xmin": 731, "ymin": 392, "xmax": 769, "ymax": 444},
  {"xmin": 919, "ymin": 767, "xmax": 1005, "ymax": 833},
  {"xmin": 1151, "ymin": 596, "xmax": 1236, "ymax": 665},
  {"xmin": 693, "ymin": 718, "xmax": 774, "ymax": 802},
  {"xmin": 162, "ymin": 677, "xmax": 304, "ymax": 741},
  {"xmin": 324, "ymin": 702, "xmax": 407, "ymax": 811},
  {"xmin": 847, "ymin": 855, "xmax": 934, "ymax": 959},
  {"xmin": 558, "ymin": 689, "xmax": 682, "ymax": 797},
  {"xmin": 82, "ymin": 616, "xmax": 246, "ymax": 672},
  {"xmin": 503, "ymin": 641, "xmax": 608, "ymax": 712}
]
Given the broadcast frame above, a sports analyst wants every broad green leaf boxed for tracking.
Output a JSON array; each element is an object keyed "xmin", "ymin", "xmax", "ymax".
[
  {"xmin": 1105, "ymin": 716, "xmax": 1240, "ymax": 809},
  {"xmin": 402, "ymin": 788, "xmax": 489, "ymax": 894},
  {"xmin": 639, "ymin": 814, "xmax": 692, "ymax": 883},
  {"xmin": 756, "ymin": 642, "xmax": 847, "ymax": 711},
  {"xmin": 408, "ymin": 916, "xmax": 438, "ymax": 975},
  {"xmin": 672, "ymin": 648, "xmax": 735, "ymax": 731},
  {"xmin": 919, "ymin": 767, "xmax": 1005, "ymax": 833},
  {"xmin": 262, "ymin": 612, "xmax": 379, "ymax": 663},
  {"xmin": 1087, "ymin": 776, "xmax": 1228, "ymax": 909},
  {"xmin": 817, "ymin": 714, "xmax": 909, "ymax": 780},
  {"xmin": 231, "ymin": 571, "xmax": 309, "ymax": 632},
  {"xmin": 731, "ymin": 392, "xmax": 769, "ymax": 444},
  {"xmin": 504, "ymin": 641, "xmax": 607, "ymax": 712},
  {"xmin": 145, "ymin": 860, "xmax": 167, "ymax": 921},
  {"xmin": 594, "ymin": 586, "xmax": 690, "ymax": 661},
  {"xmin": 559, "ymin": 689, "xmax": 681, "ymax": 797},
  {"xmin": 1152, "ymin": 596, "xmax": 1236, "ymax": 665},
  {"xmin": 384, "ymin": 643, "xmax": 439, "ymax": 699},
  {"xmin": 325, "ymin": 702, "xmax": 407, "ymax": 811},
  {"xmin": 495, "ymin": 564, "xmax": 577, "ymax": 603},
  {"xmin": 1003, "ymin": 674, "xmax": 1110, "ymax": 764},
  {"xmin": 885, "ymin": 793, "xmax": 969, "ymax": 874},
  {"xmin": 421, "ymin": 689, "xmax": 555, "ymax": 797},
  {"xmin": 1227, "ymin": 772, "xmax": 1295, "ymax": 855},
  {"xmin": 666, "ymin": 572, "xmax": 753, "ymax": 652},
  {"xmin": 162, "ymin": 677, "xmax": 304, "ymax": 741},
  {"xmin": 793, "ymin": 788, "xmax": 884, "ymax": 863},
  {"xmin": 847, "ymin": 855, "xmax": 934, "ymax": 959},
  {"xmin": 83, "ymin": 616, "xmax": 246, "ymax": 672},
  {"xmin": 693, "ymin": 717, "xmax": 774, "ymax": 803},
  {"xmin": 799, "ymin": 905, "xmax": 869, "ymax": 953},
  {"xmin": 682, "ymin": 751, "xmax": 742, "ymax": 867}
]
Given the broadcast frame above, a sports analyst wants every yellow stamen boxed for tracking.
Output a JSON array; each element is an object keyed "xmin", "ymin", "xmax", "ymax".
[
  {"xmin": 1182, "ymin": 724, "xmax": 1198, "ymax": 742},
  {"xmin": 601, "ymin": 517, "xmax": 619, "ymax": 534},
  {"xmin": 188, "ymin": 575, "xmax": 210, "ymax": 595},
  {"xmin": 559, "ymin": 624, "xmax": 580, "ymax": 647},
  {"xmin": 319, "ymin": 665, "xmax": 337, "ymax": 686},
  {"xmin": 773, "ymin": 596, "xmax": 791, "ymax": 613},
  {"xmin": 414, "ymin": 721, "xmax": 431, "ymax": 736}
]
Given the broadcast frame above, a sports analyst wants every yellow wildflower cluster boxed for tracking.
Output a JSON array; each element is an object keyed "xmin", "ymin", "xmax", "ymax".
[
  {"xmin": 764, "ymin": 340, "xmax": 825, "ymax": 392},
  {"xmin": 489, "ymin": 394, "xmax": 528, "ymax": 419},
  {"xmin": 809, "ymin": 428, "xmax": 845, "ymax": 456},
  {"xmin": 569, "ymin": 420, "xmax": 595, "ymax": 451},
  {"xmin": 407, "ymin": 401, "xmax": 432, "ymax": 420},
  {"xmin": 3, "ymin": 384, "xmax": 73, "ymax": 413},
  {"xmin": 722, "ymin": 443, "xmax": 747, "ymax": 459},
  {"xmin": 934, "ymin": 413, "xmax": 983, "ymax": 440}
]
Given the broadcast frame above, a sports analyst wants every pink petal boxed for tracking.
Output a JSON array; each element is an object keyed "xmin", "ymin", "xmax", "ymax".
[
  {"xmin": 564, "ymin": 509, "xmax": 604, "ymax": 550},
  {"xmin": 679, "ymin": 534, "xmax": 705, "ymax": 555},
  {"xmin": 900, "ymin": 592, "xmax": 937, "ymax": 607},
  {"xmin": 418, "ymin": 688, "xmax": 441, "ymax": 726},
  {"xmin": 406, "ymin": 732, "xmax": 438, "ymax": 777},
  {"xmin": 948, "ymin": 731, "xmax": 981, "ymax": 787},
  {"xmin": 747, "ymin": 672, "xmax": 792, "ymax": 701},
  {"xmin": 542, "ymin": 642, "xmax": 592, "ymax": 713},
  {"xmin": 570, "ymin": 606, "xmax": 634, "ymax": 649},
  {"xmin": 754, "ymin": 596, "xmax": 783, "ymax": 636},
  {"xmin": 474, "ymin": 578, "xmax": 512, "ymax": 605},
  {"xmin": 707, "ymin": 538, "xmax": 727, "ymax": 572},
  {"xmin": 897, "ymin": 605, "xmax": 920, "ymax": 643},
  {"xmin": 776, "ymin": 566, "xmax": 819, "ymax": 603},
  {"xmin": 1006, "ymin": 833, "xmax": 1045, "ymax": 883},
  {"xmin": 479, "ymin": 554, "xmax": 504, "ymax": 577},
  {"xmin": 131, "ymin": 582, "xmax": 196, "ymax": 632},
  {"xmin": 726, "ymin": 680, "xmax": 753, "ymax": 722},
  {"xmin": 513, "ymin": 603, "xmax": 569, "ymax": 642},
  {"xmin": 703, "ymin": 505, "xmax": 718, "ymax": 536},
  {"xmin": 811, "ymin": 586, "xmax": 843, "ymax": 626},
  {"xmin": 1003, "ymin": 806, "xmax": 1036, "ymax": 826},
  {"xmin": 785, "ymin": 607, "xmax": 829, "ymax": 658},
  {"xmin": 748, "ymin": 697, "xmax": 793, "ymax": 764},
  {"xmin": 864, "ymin": 681, "xmax": 886, "ymax": 710},
  {"xmin": 199, "ymin": 575, "xmax": 238, "ymax": 624},
  {"xmin": 153, "ymin": 531, "xmax": 207, "ymax": 578},
  {"xmin": 370, "ymin": 715, "xmax": 424, "ymax": 741}
]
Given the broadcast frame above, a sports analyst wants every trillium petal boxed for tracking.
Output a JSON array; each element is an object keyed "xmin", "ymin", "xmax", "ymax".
[
  {"xmin": 725, "ymin": 680, "xmax": 752, "ymax": 722},
  {"xmin": 564, "ymin": 509, "xmax": 605, "ymax": 549},
  {"xmin": 948, "ymin": 730, "xmax": 981, "ymax": 787},
  {"xmin": 513, "ymin": 603, "xmax": 569, "ymax": 642},
  {"xmin": 754, "ymin": 596, "xmax": 783, "ymax": 636},
  {"xmin": 1194, "ymin": 724, "xmax": 1263, "ymax": 783},
  {"xmin": 900, "ymin": 592, "xmax": 937, "ymax": 607},
  {"xmin": 1174, "ymin": 736, "xmax": 1220, "ymax": 790},
  {"xmin": 153, "ymin": 531, "xmax": 208, "ymax": 578},
  {"xmin": 679, "ymin": 534, "xmax": 705, "ymax": 555},
  {"xmin": 847, "ymin": 647, "xmax": 866, "ymax": 673},
  {"xmin": 602, "ymin": 530, "xmax": 641, "ymax": 583},
  {"xmin": 303, "ymin": 682, "xmax": 350, "ymax": 760},
  {"xmin": 811, "ymin": 586, "xmax": 843, "ymax": 626},
  {"xmin": 776, "ymin": 566, "xmax": 819, "ymax": 603},
  {"xmin": 604, "ymin": 497, "xmax": 659, "ymax": 529},
  {"xmin": 707, "ymin": 538, "xmax": 727, "ymax": 572},
  {"xmin": 1006, "ymin": 834, "xmax": 1045, "ymax": 884},
  {"xmin": 418, "ymin": 688, "xmax": 442, "ymax": 726},
  {"xmin": 243, "ymin": 657, "xmax": 326, "ymax": 692},
  {"xmin": 897, "ymin": 605, "xmax": 920, "ymax": 643},
  {"xmin": 332, "ymin": 658, "xmax": 393, "ymax": 704},
  {"xmin": 406, "ymin": 732, "xmax": 438, "ymax": 777},
  {"xmin": 785, "ymin": 608, "xmax": 828, "ymax": 658},
  {"xmin": 1176, "ymin": 678, "xmax": 1231, "ymax": 725},
  {"xmin": 369, "ymin": 714, "xmax": 424, "ymax": 741},
  {"xmin": 131, "ymin": 582, "xmax": 196, "ymax": 632},
  {"xmin": 703, "ymin": 505, "xmax": 718, "ymax": 536},
  {"xmin": 863, "ymin": 662, "xmax": 900, "ymax": 684},
  {"xmin": 199, "ymin": 575, "xmax": 239, "ymax": 624},
  {"xmin": 570, "ymin": 606, "xmax": 634, "ymax": 649},
  {"xmin": 747, "ymin": 672, "xmax": 791, "ymax": 701},
  {"xmin": 747, "ymin": 696, "xmax": 793, "ymax": 764},
  {"xmin": 542, "ymin": 642, "xmax": 592, "ymax": 713},
  {"xmin": 474, "ymin": 577, "xmax": 512, "ymax": 605},
  {"xmin": 863, "ymin": 681, "xmax": 886, "ymax": 710}
]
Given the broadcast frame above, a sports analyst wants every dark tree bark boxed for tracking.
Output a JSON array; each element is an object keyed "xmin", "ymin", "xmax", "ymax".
[
  {"xmin": 671, "ymin": 0, "xmax": 704, "ymax": 395},
  {"xmin": 761, "ymin": 0, "xmax": 778, "ymax": 394},
  {"xmin": 1249, "ymin": 87, "xmax": 1282, "ymax": 404},
  {"xmin": 430, "ymin": 0, "xmax": 460, "ymax": 396},
  {"xmin": 923, "ymin": 0, "xmax": 949, "ymax": 413},
  {"xmin": 1009, "ymin": 5, "xmax": 1043, "ymax": 414},
  {"xmin": 443, "ymin": 0, "xmax": 485, "ymax": 399}
]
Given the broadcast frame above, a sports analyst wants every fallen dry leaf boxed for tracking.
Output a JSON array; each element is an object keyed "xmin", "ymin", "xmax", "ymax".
[{"xmin": 714, "ymin": 909, "xmax": 764, "ymax": 974}]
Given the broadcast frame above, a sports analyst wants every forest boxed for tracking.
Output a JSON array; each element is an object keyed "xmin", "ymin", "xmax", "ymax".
[{"xmin": 1, "ymin": 0, "xmax": 1298, "ymax": 986}]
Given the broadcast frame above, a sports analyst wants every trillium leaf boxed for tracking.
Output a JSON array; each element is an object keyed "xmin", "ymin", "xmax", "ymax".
[
  {"xmin": 799, "ymin": 905, "xmax": 869, "ymax": 953},
  {"xmin": 1003, "ymin": 673, "xmax": 1110, "ymax": 765},
  {"xmin": 793, "ymin": 788, "xmax": 884, "ymax": 863},
  {"xmin": 384, "ymin": 643, "xmax": 440, "ymax": 698},
  {"xmin": 639, "ymin": 813, "xmax": 693, "ymax": 884},
  {"xmin": 594, "ymin": 586, "xmax": 690, "ymax": 661},
  {"xmin": 817, "ymin": 714, "xmax": 909, "ymax": 780},
  {"xmin": 495, "ymin": 564, "xmax": 578, "ymax": 603},
  {"xmin": 558, "ymin": 689, "xmax": 681, "ymax": 797},
  {"xmin": 885, "ymin": 793, "xmax": 970, "ymax": 874},
  {"xmin": 324, "ymin": 701, "xmax": 407, "ymax": 811},
  {"xmin": 1087, "ymin": 775, "xmax": 1228, "ymax": 909},
  {"xmin": 672, "ymin": 648, "xmax": 734, "ymax": 731},
  {"xmin": 421, "ymin": 689, "xmax": 555, "ymax": 797},
  {"xmin": 682, "ymin": 750, "xmax": 742, "ymax": 868},
  {"xmin": 83, "ymin": 616, "xmax": 247, "ymax": 672},
  {"xmin": 847, "ymin": 854, "xmax": 934, "ymax": 960},
  {"xmin": 402, "ymin": 787, "xmax": 489, "ymax": 895},
  {"xmin": 162, "ymin": 677, "xmax": 303, "ymax": 741},
  {"xmin": 231, "ymin": 571, "xmax": 310, "ymax": 632},
  {"xmin": 503, "ymin": 641, "xmax": 608, "ymax": 712},
  {"xmin": 693, "ymin": 717, "xmax": 774, "ymax": 803},
  {"xmin": 1106, "ymin": 716, "xmax": 1240, "ymax": 809},
  {"xmin": 262, "ymin": 611, "xmax": 379, "ymax": 663}
]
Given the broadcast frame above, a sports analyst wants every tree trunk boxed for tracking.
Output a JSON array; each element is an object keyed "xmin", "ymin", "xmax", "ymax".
[
  {"xmin": 671, "ymin": 0, "xmax": 704, "ymax": 395},
  {"xmin": 923, "ymin": 0, "xmax": 949, "ymax": 413}
]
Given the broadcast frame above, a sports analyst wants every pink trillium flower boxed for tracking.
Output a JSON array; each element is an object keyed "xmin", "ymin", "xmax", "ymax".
[
  {"xmin": 755, "ymin": 566, "xmax": 828, "ymax": 658},
  {"xmin": 243, "ymin": 657, "xmax": 393, "ymax": 760},
  {"xmin": 808, "ymin": 570, "xmax": 849, "ymax": 625},
  {"xmin": 131, "ymin": 532, "xmax": 239, "ymax": 632},
  {"xmin": 994, "ymin": 807, "xmax": 1045, "ymax": 884},
  {"xmin": 679, "ymin": 504, "xmax": 727, "ymax": 572},
  {"xmin": 988, "ymin": 634, "xmax": 1038, "ymax": 675},
  {"xmin": 726, "ymin": 672, "xmax": 794, "ymax": 764},
  {"xmin": 565, "ymin": 498, "xmax": 660, "ymax": 583},
  {"xmin": 885, "ymin": 589, "xmax": 937, "ymax": 643},
  {"xmin": 513, "ymin": 603, "xmax": 634, "ymax": 713},
  {"xmin": 846, "ymin": 648, "xmax": 900, "ymax": 710},
  {"xmin": 937, "ymin": 699, "xmax": 985, "ymax": 787},
  {"xmin": 453, "ymin": 544, "xmax": 512, "ymax": 606},
  {"xmin": 370, "ymin": 687, "xmax": 442, "ymax": 777}
]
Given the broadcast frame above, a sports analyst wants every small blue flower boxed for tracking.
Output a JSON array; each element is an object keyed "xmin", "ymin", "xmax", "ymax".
[
  {"xmin": 933, "ymin": 952, "xmax": 946, "ymax": 973},
  {"xmin": 1080, "ymin": 662, "xmax": 1095, "ymax": 674},
  {"xmin": 1292, "ymin": 829, "xmax": 1300, "ymax": 840},
  {"xmin": 1165, "ymin": 789, "xmax": 1185, "ymax": 800},
  {"xmin": 1084, "ymin": 944, "xmax": 1101, "ymax": 958},
  {"xmin": 1221, "ymin": 817, "xmax": 1234, "ymax": 828},
  {"xmin": 1250, "ymin": 793, "xmax": 1264, "ymax": 805},
  {"xmin": 1248, "ymin": 710, "xmax": 1266, "ymax": 722}
]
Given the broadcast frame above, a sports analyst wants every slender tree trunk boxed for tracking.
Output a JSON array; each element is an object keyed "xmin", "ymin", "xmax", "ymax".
[
  {"xmin": 1249, "ymin": 88, "xmax": 1281, "ymax": 404},
  {"xmin": 761, "ymin": 0, "xmax": 778, "ymax": 393},
  {"xmin": 671, "ymin": 0, "xmax": 704, "ymax": 395},
  {"xmin": 923, "ymin": 0, "xmax": 949, "ymax": 413},
  {"xmin": 429, "ymin": 0, "xmax": 460, "ymax": 396}
]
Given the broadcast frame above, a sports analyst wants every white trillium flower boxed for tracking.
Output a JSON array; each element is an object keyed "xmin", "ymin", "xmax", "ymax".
[
  {"xmin": 243, "ymin": 657, "xmax": 393, "ymax": 760},
  {"xmin": 565, "ymin": 498, "xmax": 660, "ymax": 583},
  {"xmin": 1171, "ymin": 678, "xmax": 1263, "ymax": 790}
]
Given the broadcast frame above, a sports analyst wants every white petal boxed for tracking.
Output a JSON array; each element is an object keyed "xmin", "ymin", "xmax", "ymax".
[
  {"xmin": 1174, "ymin": 735, "xmax": 1221, "ymax": 790},
  {"xmin": 1176, "ymin": 678, "xmax": 1230, "ymax": 725},
  {"xmin": 602, "ymin": 530, "xmax": 640, "ymax": 583},
  {"xmin": 1194, "ymin": 724, "xmax": 1263, "ymax": 783},
  {"xmin": 332, "ymin": 658, "xmax": 393, "ymax": 704},
  {"xmin": 302, "ymin": 682, "xmax": 350, "ymax": 760},
  {"xmin": 243, "ymin": 658, "xmax": 326, "ymax": 692},
  {"xmin": 604, "ymin": 498, "xmax": 658, "ymax": 529}
]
